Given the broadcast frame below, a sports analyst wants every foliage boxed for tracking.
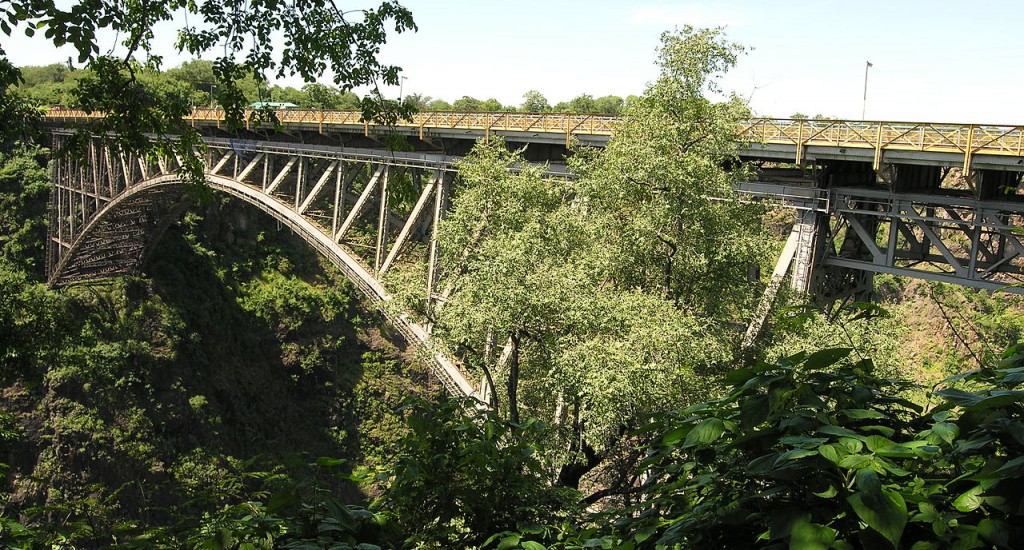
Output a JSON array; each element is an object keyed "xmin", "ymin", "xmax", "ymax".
[
  {"xmin": 571, "ymin": 26, "xmax": 764, "ymax": 318},
  {"xmin": 496, "ymin": 346, "xmax": 1024, "ymax": 549},
  {"xmin": 758, "ymin": 301, "xmax": 907, "ymax": 380},
  {"xmin": 2, "ymin": 0, "xmax": 417, "ymax": 190},
  {"xmin": 375, "ymin": 397, "xmax": 579, "ymax": 548},
  {"xmin": 413, "ymin": 26, "xmax": 768, "ymax": 491},
  {"xmin": 0, "ymin": 185, "xmax": 436, "ymax": 546},
  {"xmin": 0, "ymin": 144, "xmax": 49, "ymax": 275}
]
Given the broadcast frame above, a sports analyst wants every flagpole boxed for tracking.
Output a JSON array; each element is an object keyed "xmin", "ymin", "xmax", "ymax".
[{"xmin": 862, "ymin": 61, "xmax": 872, "ymax": 120}]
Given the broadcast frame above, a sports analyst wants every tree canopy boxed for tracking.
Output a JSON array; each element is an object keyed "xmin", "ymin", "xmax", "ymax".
[{"xmin": 1, "ymin": 0, "xmax": 418, "ymax": 187}]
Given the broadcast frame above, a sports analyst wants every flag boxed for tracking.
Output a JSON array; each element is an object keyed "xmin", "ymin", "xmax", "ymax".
[{"xmin": 867, "ymin": 61, "xmax": 873, "ymax": 67}]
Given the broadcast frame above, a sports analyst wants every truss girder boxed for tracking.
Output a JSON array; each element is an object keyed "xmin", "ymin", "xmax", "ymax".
[
  {"xmin": 815, "ymin": 187, "xmax": 1024, "ymax": 292},
  {"xmin": 47, "ymin": 132, "xmax": 475, "ymax": 398}
]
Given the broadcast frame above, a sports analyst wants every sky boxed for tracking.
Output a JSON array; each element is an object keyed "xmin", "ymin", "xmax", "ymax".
[{"xmin": 5, "ymin": 0, "xmax": 1024, "ymax": 124}]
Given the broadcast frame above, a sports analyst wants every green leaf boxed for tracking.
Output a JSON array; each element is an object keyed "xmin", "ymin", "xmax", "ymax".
[
  {"xmin": 838, "ymin": 455, "xmax": 873, "ymax": 470},
  {"xmin": 933, "ymin": 388, "xmax": 982, "ymax": 407},
  {"xmin": 812, "ymin": 484, "xmax": 838, "ymax": 499},
  {"xmin": 660, "ymin": 427, "xmax": 689, "ymax": 446},
  {"xmin": 802, "ymin": 348, "xmax": 852, "ymax": 370},
  {"xmin": 817, "ymin": 425, "xmax": 860, "ymax": 438},
  {"xmin": 818, "ymin": 444, "xmax": 841, "ymax": 464},
  {"xmin": 855, "ymin": 468, "xmax": 881, "ymax": 494},
  {"xmin": 775, "ymin": 448, "xmax": 818, "ymax": 463},
  {"xmin": 929, "ymin": 419, "xmax": 958, "ymax": 446},
  {"xmin": 789, "ymin": 516, "xmax": 836, "ymax": 550},
  {"xmin": 989, "ymin": 455, "xmax": 1024, "ymax": 479},
  {"xmin": 977, "ymin": 518, "xmax": 1009, "ymax": 547},
  {"xmin": 952, "ymin": 485, "xmax": 983, "ymax": 512},
  {"xmin": 497, "ymin": 534, "xmax": 522, "ymax": 550},
  {"xmin": 847, "ymin": 489, "xmax": 907, "ymax": 548},
  {"xmin": 838, "ymin": 408, "xmax": 886, "ymax": 420},
  {"xmin": 520, "ymin": 542, "xmax": 547, "ymax": 550},
  {"xmin": 682, "ymin": 418, "xmax": 725, "ymax": 448}
]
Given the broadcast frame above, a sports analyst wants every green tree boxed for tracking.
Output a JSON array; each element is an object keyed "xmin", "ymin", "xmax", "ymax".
[
  {"xmin": 593, "ymin": 94, "xmax": 624, "ymax": 114},
  {"xmin": 412, "ymin": 27, "xmax": 767, "ymax": 493},
  {"xmin": 1, "ymin": 1, "xmax": 417, "ymax": 188},
  {"xmin": 425, "ymin": 98, "xmax": 453, "ymax": 111},
  {"xmin": 479, "ymin": 97, "xmax": 504, "ymax": 111},
  {"xmin": 571, "ymin": 26, "xmax": 765, "ymax": 318},
  {"xmin": 520, "ymin": 89, "xmax": 551, "ymax": 112},
  {"xmin": 452, "ymin": 95, "xmax": 483, "ymax": 111},
  {"xmin": 0, "ymin": 145, "xmax": 50, "ymax": 272},
  {"xmin": 376, "ymin": 398, "xmax": 577, "ymax": 548}
]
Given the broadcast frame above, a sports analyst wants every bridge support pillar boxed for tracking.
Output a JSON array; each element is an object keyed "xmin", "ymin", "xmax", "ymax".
[{"xmin": 806, "ymin": 161, "xmax": 879, "ymax": 307}]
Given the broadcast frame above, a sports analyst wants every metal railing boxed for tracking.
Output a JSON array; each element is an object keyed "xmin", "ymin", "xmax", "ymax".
[{"xmin": 42, "ymin": 109, "xmax": 1024, "ymax": 171}]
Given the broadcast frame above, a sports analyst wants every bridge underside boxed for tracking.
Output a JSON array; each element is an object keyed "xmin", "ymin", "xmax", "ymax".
[{"xmin": 744, "ymin": 154, "xmax": 1024, "ymax": 304}]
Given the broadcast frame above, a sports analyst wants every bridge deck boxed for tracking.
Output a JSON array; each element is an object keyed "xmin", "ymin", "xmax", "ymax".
[{"xmin": 42, "ymin": 109, "xmax": 1024, "ymax": 171}]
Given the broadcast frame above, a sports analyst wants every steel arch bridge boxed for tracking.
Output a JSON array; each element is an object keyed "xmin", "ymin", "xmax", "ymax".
[
  {"xmin": 43, "ymin": 109, "xmax": 1024, "ymax": 395},
  {"xmin": 47, "ymin": 132, "xmax": 478, "ymax": 397}
]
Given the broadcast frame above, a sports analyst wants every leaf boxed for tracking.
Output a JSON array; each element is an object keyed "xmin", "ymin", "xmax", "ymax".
[
  {"xmin": 989, "ymin": 455, "xmax": 1024, "ymax": 479},
  {"xmin": 775, "ymin": 448, "xmax": 818, "ymax": 464},
  {"xmin": 789, "ymin": 516, "xmax": 836, "ymax": 550},
  {"xmin": 933, "ymin": 388, "xmax": 982, "ymax": 407},
  {"xmin": 977, "ymin": 518, "xmax": 1009, "ymax": 547},
  {"xmin": 812, "ymin": 484, "xmax": 838, "ymax": 499},
  {"xmin": 855, "ymin": 468, "xmax": 881, "ymax": 493},
  {"xmin": 816, "ymin": 424, "xmax": 860, "ymax": 439},
  {"xmin": 802, "ymin": 348, "xmax": 852, "ymax": 370},
  {"xmin": 520, "ymin": 542, "xmax": 547, "ymax": 550},
  {"xmin": 847, "ymin": 488, "xmax": 907, "ymax": 548},
  {"xmin": 838, "ymin": 454, "xmax": 874, "ymax": 470},
  {"xmin": 818, "ymin": 444, "xmax": 841, "ymax": 464},
  {"xmin": 838, "ymin": 409, "xmax": 886, "ymax": 420},
  {"xmin": 682, "ymin": 418, "xmax": 725, "ymax": 448},
  {"xmin": 928, "ymin": 422, "xmax": 958, "ymax": 445},
  {"xmin": 497, "ymin": 534, "xmax": 521, "ymax": 550},
  {"xmin": 952, "ymin": 485, "xmax": 983, "ymax": 512},
  {"xmin": 660, "ymin": 426, "xmax": 689, "ymax": 446}
]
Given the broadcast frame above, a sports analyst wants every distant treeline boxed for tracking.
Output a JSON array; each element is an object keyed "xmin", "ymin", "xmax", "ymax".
[{"xmin": 16, "ymin": 60, "xmax": 633, "ymax": 114}]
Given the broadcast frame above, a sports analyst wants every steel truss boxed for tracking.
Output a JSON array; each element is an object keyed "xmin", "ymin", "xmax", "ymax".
[
  {"xmin": 47, "ymin": 132, "xmax": 475, "ymax": 397},
  {"xmin": 815, "ymin": 187, "xmax": 1024, "ymax": 293}
]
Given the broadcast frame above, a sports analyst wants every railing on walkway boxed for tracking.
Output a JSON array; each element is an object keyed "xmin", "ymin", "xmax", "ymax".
[{"xmin": 41, "ymin": 109, "xmax": 1024, "ymax": 172}]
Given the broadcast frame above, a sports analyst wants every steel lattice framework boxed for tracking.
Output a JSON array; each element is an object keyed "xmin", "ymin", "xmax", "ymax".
[{"xmin": 47, "ymin": 132, "xmax": 478, "ymax": 397}]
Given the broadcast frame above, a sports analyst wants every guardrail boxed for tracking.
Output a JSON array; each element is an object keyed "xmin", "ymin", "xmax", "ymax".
[{"xmin": 42, "ymin": 109, "xmax": 1024, "ymax": 172}]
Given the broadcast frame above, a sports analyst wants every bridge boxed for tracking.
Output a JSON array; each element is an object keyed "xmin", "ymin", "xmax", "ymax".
[{"xmin": 41, "ymin": 109, "xmax": 1024, "ymax": 396}]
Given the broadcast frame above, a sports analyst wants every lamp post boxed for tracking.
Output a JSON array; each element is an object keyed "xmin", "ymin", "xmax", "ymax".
[{"xmin": 862, "ymin": 61, "xmax": 873, "ymax": 120}]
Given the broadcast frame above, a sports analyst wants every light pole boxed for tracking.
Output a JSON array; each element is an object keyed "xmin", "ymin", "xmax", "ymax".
[{"xmin": 862, "ymin": 61, "xmax": 873, "ymax": 120}]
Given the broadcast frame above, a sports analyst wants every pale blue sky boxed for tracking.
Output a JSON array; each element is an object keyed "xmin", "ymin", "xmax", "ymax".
[{"xmin": 6, "ymin": 1, "xmax": 1023, "ymax": 123}]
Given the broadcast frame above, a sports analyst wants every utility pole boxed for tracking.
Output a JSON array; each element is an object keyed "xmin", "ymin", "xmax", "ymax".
[{"xmin": 862, "ymin": 61, "xmax": 873, "ymax": 120}]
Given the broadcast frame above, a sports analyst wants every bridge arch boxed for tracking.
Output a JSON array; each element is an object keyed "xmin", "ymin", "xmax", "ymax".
[{"xmin": 47, "ymin": 144, "xmax": 475, "ymax": 397}]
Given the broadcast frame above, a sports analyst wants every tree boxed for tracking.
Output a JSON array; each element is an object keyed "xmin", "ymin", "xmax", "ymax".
[
  {"xmin": 571, "ymin": 26, "xmax": 766, "ymax": 319},
  {"xmin": 426, "ymin": 98, "xmax": 453, "ymax": 111},
  {"xmin": 404, "ymin": 27, "xmax": 768, "ymax": 496},
  {"xmin": 0, "ymin": 145, "xmax": 52, "ymax": 273},
  {"xmin": 0, "ymin": 1, "xmax": 417, "ymax": 188},
  {"xmin": 479, "ymin": 97, "xmax": 504, "ymax": 112},
  {"xmin": 593, "ymin": 94, "xmax": 624, "ymax": 115},
  {"xmin": 520, "ymin": 90, "xmax": 551, "ymax": 112},
  {"xmin": 499, "ymin": 345, "xmax": 1024, "ymax": 549},
  {"xmin": 376, "ymin": 398, "xmax": 577, "ymax": 548},
  {"xmin": 452, "ymin": 95, "xmax": 483, "ymax": 111}
]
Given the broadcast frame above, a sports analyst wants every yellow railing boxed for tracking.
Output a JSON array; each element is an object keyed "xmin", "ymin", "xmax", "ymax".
[
  {"xmin": 737, "ymin": 119, "xmax": 1024, "ymax": 171},
  {"xmin": 42, "ymin": 108, "xmax": 1024, "ymax": 171}
]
